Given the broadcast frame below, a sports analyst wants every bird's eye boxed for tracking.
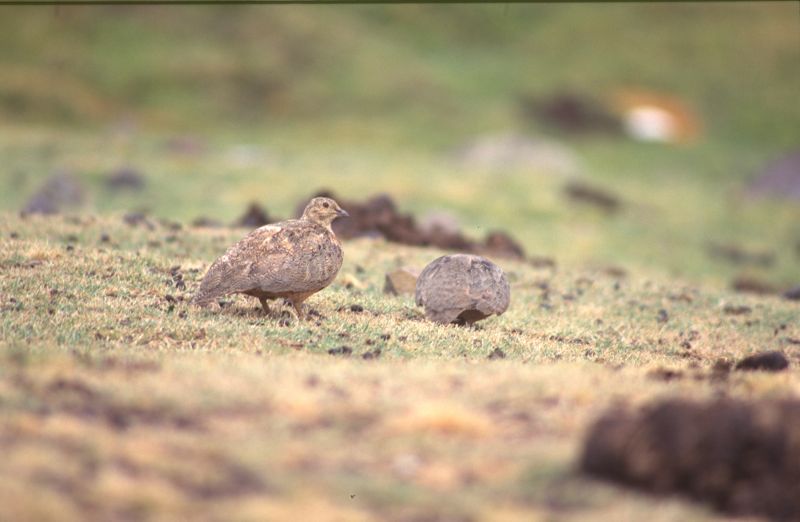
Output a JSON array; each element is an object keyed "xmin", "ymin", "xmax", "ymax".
[{"xmin": 322, "ymin": 202, "xmax": 330, "ymax": 208}]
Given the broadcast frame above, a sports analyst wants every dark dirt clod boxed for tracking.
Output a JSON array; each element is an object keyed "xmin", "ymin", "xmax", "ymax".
[
  {"xmin": 100, "ymin": 233, "xmax": 111, "ymax": 243},
  {"xmin": 234, "ymin": 202, "xmax": 272, "ymax": 228},
  {"xmin": 349, "ymin": 304, "xmax": 364, "ymax": 313},
  {"xmin": 647, "ymin": 367, "xmax": 684, "ymax": 381},
  {"xmin": 529, "ymin": 256, "xmax": 556, "ymax": 269},
  {"xmin": 707, "ymin": 242, "xmax": 775, "ymax": 267},
  {"xmin": 487, "ymin": 347, "xmax": 506, "ymax": 360},
  {"xmin": 783, "ymin": 285, "xmax": 800, "ymax": 301},
  {"xmin": 731, "ymin": 276, "xmax": 777, "ymax": 295},
  {"xmin": 328, "ymin": 346, "xmax": 352, "ymax": 356},
  {"xmin": 379, "ymin": 333, "xmax": 391, "ymax": 341},
  {"xmin": 191, "ymin": 216, "xmax": 224, "ymax": 228},
  {"xmin": 106, "ymin": 167, "xmax": 145, "ymax": 191},
  {"xmin": 297, "ymin": 190, "xmax": 525, "ymax": 259},
  {"xmin": 734, "ymin": 351, "xmax": 789, "ymax": 372},
  {"xmin": 520, "ymin": 92, "xmax": 622, "ymax": 135},
  {"xmin": 123, "ymin": 212, "xmax": 156, "ymax": 230},
  {"xmin": 362, "ymin": 348, "xmax": 381, "ymax": 360},
  {"xmin": 581, "ymin": 398, "xmax": 800, "ymax": 520},
  {"xmin": 656, "ymin": 309, "xmax": 669, "ymax": 323},
  {"xmin": 10, "ymin": 232, "xmax": 19, "ymax": 239},
  {"xmin": 482, "ymin": 231, "xmax": 526, "ymax": 259},
  {"xmin": 723, "ymin": 304, "xmax": 752, "ymax": 315},
  {"xmin": 564, "ymin": 181, "xmax": 622, "ymax": 212}
]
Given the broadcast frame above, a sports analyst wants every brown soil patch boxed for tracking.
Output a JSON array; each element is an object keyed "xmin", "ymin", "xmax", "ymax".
[{"xmin": 581, "ymin": 398, "xmax": 800, "ymax": 520}]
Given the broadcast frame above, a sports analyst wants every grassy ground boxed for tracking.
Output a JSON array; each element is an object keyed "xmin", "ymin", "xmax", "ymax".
[
  {"xmin": 1, "ymin": 212, "xmax": 798, "ymax": 521},
  {"xmin": 1, "ymin": 3, "xmax": 799, "ymax": 520}
]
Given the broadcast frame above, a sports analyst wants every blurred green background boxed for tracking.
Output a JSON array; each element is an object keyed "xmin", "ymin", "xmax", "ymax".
[{"xmin": 1, "ymin": 3, "xmax": 798, "ymax": 287}]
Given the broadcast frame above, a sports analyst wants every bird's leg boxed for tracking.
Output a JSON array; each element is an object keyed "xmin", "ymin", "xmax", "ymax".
[
  {"xmin": 258, "ymin": 297, "xmax": 270, "ymax": 315},
  {"xmin": 291, "ymin": 300, "xmax": 306, "ymax": 321}
]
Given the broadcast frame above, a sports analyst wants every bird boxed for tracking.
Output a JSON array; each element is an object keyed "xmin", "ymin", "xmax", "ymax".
[{"xmin": 192, "ymin": 197, "xmax": 348, "ymax": 319}]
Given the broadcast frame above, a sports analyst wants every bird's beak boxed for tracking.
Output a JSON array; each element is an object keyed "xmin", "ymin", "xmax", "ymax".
[{"xmin": 337, "ymin": 208, "xmax": 349, "ymax": 217}]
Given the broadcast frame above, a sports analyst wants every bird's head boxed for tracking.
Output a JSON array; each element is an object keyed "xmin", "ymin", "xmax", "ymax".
[{"xmin": 301, "ymin": 197, "xmax": 349, "ymax": 227}]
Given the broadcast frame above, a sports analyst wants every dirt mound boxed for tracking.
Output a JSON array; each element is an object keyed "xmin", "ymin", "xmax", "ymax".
[
  {"xmin": 581, "ymin": 398, "xmax": 800, "ymax": 520},
  {"xmin": 233, "ymin": 202, "xmax": 273, "ymax": 228},
  {"xmin": 735, "ymin": 351, "xmax": 789, "ymax": 372},
  {"xmin": 520, "ymin": 92, "xmax": 622, "ymax": 135},
  {"xmin": 296, "ymin": 190, "xmax": 526, "ymax": 260}
]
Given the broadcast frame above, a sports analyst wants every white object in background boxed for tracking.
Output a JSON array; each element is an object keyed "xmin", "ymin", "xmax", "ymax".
[{"xmin": 624, "ymin": 105, "xmax": 679, "ymax": 143}]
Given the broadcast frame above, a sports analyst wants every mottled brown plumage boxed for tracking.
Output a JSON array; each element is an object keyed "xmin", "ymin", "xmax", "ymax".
[{"xmin": 192, "ymin": 197, "xmax": 348, "ymax": 318}]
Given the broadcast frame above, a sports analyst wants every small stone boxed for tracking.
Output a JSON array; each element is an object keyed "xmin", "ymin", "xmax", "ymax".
[{"xmin": 384, "ymin": 267, "xmax": 420, "ymax": 296}]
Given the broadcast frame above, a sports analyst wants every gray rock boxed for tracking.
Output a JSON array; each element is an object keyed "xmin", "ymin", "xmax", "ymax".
[
  {"xmin": 22, "ymin": 171, "xmax": 85, "ymax": 215},
  {"xmin": 784, "ymin": 285, "xmax": 800, "ymax": 301},
  {"xmin": 748, "ymin": 150, "xmax": 800, "ymax": 200},
  {"xmin": 415, "ymin": 254, "xmax": 510, "ymax": 325}
]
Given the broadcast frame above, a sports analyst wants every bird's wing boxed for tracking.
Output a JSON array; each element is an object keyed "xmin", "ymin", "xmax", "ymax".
[
  {"xmin": 192, "ymin": 223, "xmax": 286, "ymax": 304},
  {"xmin": 193, "ymin": 221, "xmax": 339, "ymax": 303}
]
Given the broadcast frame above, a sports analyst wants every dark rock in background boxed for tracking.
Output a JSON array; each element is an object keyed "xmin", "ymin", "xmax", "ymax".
[
  {"xmin": 106, "ymin": 167, "xmax": 145, "ymax": 191},
  {"xmin": 21, "ymin": 171, "xmax": 85, "ymax": 215},
  {"xmin": 748, "ymin": 149, "xmax": 800, "ymax": 200}
]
